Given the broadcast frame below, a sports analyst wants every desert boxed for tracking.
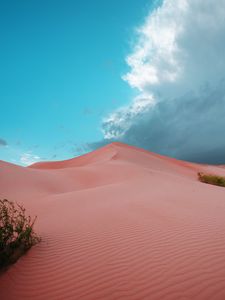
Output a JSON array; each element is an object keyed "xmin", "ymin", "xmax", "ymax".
[{"xmin": 1, "ymin": 142, "xmax": 225, "ymax": 299}]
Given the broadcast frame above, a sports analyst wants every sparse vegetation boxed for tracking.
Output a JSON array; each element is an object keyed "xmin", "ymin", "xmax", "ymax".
[
  {"xmin": 0, "ymin": 199, "xmax": 40, "ymax": 269},
  {"xmin": 198, "ymin": 172, "xmax": 225, "ymax": 187}
]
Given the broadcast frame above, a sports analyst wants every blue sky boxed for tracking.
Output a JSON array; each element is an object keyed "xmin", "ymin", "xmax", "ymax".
[
  {"xmin": 1, "ymin": 0, "xmax": 225, "ymax": 165},
  {"xmin": 0, "ymin": 0, "xmax": 160, "ymax": 164}
]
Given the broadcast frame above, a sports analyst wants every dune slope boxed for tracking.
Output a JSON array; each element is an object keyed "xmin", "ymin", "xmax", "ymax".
[{"xmin": 1, "ymin": 142, "xmax": 225, "ymax": 300}]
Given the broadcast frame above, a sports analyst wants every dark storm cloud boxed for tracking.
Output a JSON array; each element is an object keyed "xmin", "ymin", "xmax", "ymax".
[
  {"xmin": 89, "ymin": 80, "xmax": 225, "ymax": 164},
  {"xmin": 88, "ymin": 0, "xmax": 225, "ymax": 164}
]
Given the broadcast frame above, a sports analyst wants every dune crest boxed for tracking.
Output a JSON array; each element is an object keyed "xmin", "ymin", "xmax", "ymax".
[
  {"xmin": 29, "ymin": 143, "xmax": 118, "ymax": 169},
  {"xmin": 1, "ymin": 143, "xmax": 225, "ymax": 300}
]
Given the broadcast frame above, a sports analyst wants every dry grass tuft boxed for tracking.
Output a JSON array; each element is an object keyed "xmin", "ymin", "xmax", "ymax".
[
  {"xmin": 198, "ymin": 172, "xmax": 225, "ymax": 188},
  {"xmin": 0, "ymin": 199, "xmax": 40, "ymax": 269}
]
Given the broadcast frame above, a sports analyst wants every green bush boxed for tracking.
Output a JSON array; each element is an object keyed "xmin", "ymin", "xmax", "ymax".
[
  {"xmin": 198, "ymin": 172, "xmax": 225, "ymax": 187},
  {"xmin": 0, "ymin": 199, "xmax": 40, "ymax": 269}
]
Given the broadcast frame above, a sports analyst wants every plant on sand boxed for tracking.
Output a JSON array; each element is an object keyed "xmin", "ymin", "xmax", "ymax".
[
  {"xmin": 198, "ymin": 172, "xmax": 225, "ymax": 187},
  {"xmin": 0, "ymin": 199, "xmax": 40, "ymax": 269}
]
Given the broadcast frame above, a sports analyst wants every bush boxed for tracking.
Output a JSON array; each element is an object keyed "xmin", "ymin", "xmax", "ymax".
[
  {"xmin": 0, "ymin": 199, "xmax": 40, "ymax": 269},
  {"xmin": 198, "ymin": 172, "xmax": 225, "ymax": 187}
]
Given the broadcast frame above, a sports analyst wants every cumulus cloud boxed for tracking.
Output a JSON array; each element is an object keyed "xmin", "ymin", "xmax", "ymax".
[
  {"xmin": 94, "ymin": 0, "xmax": 225, "ymax": 163},
  {"xmin": 123, "ymin": 0, "xmax": 187, "ymax": 90},
  {"xmin": 102, "ymin": 93, "xmax": 155, "ymax": 139},
  {"xmin": 0, "ymin": 138, "xmax": 7, "ymax": 147},
  {"xmin": 123, "ymin": 0, "xmax": 225, "ymax": 92},
  {"xmin": 20, "ymin": 152, "xmax": 41, "ymax": 166}
]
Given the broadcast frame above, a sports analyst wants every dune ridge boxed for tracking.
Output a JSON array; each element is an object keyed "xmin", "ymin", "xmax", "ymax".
[{"xmin": 1, "ymin": 142, "xmax": 225, "ymax": 300}]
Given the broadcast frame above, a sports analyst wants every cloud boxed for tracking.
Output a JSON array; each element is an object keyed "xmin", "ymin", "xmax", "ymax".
[
  {"xmin": 102, "ymin": 93, "xmax": 155, "ymax": 139},
  {"xmin": 123, "ymin": 0, "xmax": 187, "ymax": 90},
  {"xmin": 20, "ymin": 152, "xmax": 41, "ymax": 166},
  {"xmin": 0, "ymin": 138, "xmax": 7, "ymax": 147},
  {"xmin": 94, "ymin": 0, "xmax": 225, "ymax": 163},
  {"xmin": 123, "ymin": 0, "xmax": 225, "ymax": 93}
]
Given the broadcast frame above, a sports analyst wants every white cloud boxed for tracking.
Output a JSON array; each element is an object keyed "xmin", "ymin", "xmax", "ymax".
[
  {"xmin": 20, "ymin": 152, "xmax": 40, "ymax": 166},
  {"xmin": 123, "ymin": 0, "xmax": 187, "ymax": 91},
  {"xmin": 122, "ymin": 0, "xmax": 225, "ymax": 93},
  {"xmin": 99, "ymin": 0, "xmax": 225, "ymax": 163},
  {"xmin": 102, "ymin": 93, "xmax": 155, "ymax": 139}
]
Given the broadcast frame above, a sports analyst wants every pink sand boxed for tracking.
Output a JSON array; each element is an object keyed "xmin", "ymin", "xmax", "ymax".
[{"xmin": 1, "ymin": 142, "xmax": 225, "ymax": 299}]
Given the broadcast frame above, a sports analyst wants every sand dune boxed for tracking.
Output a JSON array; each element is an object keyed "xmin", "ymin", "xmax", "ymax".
[{"xmin": 1, "ymin": 142, "xmax": 225, "ymax": 299}]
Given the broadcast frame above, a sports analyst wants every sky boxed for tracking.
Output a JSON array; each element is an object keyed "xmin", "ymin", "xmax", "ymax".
[
  {"xmin": 0, "ymin": 0, "xmax": 160, "ymax": 165},
  {"xmin": 1, "ymin": 0, "xmax": 225, "ymax": 165}
]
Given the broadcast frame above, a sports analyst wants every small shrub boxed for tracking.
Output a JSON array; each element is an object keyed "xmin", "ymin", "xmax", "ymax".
[
  {"xmin": 0, "ymin": 199, "xmax": 40, "ymax": 269},
  {"xmin": 198, "ymin": 172, "xmax": 225, "ymax": 187}
]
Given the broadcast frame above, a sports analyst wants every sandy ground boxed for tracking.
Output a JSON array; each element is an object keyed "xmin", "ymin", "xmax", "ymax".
[{"xmin": 1, "ymin": 142, "xmax": 225, "ymax": 300}]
